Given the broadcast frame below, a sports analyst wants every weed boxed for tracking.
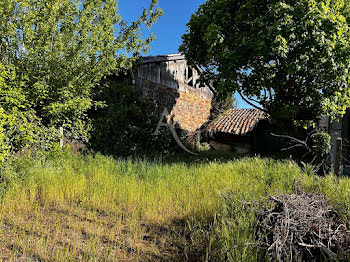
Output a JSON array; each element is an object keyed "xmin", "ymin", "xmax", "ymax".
[{"xmin": 0, "ymin": 150, "xmax": 348, "ymax": 261}]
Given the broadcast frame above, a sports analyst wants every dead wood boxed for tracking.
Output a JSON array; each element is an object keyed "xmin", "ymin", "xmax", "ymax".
[{"xmin": 256, "ymin": 193, "xmax": 350, "ymax": 261}]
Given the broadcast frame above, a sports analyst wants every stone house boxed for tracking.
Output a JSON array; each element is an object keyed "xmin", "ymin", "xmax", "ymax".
[
  {"xmin": 134, "ymin": 54, "xmax": 215, "ymax": 131},
  {"xmin": 132, "ymin": 54, "xmax": 279, "ymax": 154}
]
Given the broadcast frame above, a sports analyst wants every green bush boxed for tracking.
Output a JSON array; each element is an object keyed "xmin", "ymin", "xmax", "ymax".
[
  {"xmin": 89, "ymin": 77, "xmax": 189, "ymax": 156},
  {"xmin": 311, "ymin": 132, "xmax": 331, "ymax": 159},
  {"xmin": 0, "ymin": 0, "xmax": 163, "ymax": 146},
  {"xmin": 0, "ymin": 63, "xmax": 59, "ymax": 161}
]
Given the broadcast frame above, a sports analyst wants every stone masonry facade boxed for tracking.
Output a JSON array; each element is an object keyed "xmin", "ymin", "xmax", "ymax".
[
  {"xmin": 172, "ymin": 89, "xmax": 212, "ymax": 131},
  {"xmin": 135, "ymin": 54, "xmax": 214, "ymax": 132}
]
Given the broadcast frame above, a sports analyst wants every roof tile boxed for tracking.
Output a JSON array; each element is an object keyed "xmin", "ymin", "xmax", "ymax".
[{"xmin": 207, "ymin": 108, "xmax": 267, "ymax": 135}]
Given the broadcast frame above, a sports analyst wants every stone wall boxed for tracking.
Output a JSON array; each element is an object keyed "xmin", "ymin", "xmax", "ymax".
[
  {"xmin": 137, "ymin": 78, "xmax": 179, "ymax": 114},
  {"xmin": 136, "ymin": 54, "xmax": 214, "ymax": 132},
  {"xmin": 138, "ymin": 79, "xmax": 212, "ymax": 131},
  {"xmin": 172, "ymin": 89, "xmax": 212, "ymax": 131}
]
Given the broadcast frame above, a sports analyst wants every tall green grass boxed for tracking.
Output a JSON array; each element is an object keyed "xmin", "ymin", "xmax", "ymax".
[
  {"xmin": 0, "ymin": 151, "xmax": 304, "ymax": 220},
  {"xmin": 0, "ymin": 149, "xmax": 349, "ymax": 260}
]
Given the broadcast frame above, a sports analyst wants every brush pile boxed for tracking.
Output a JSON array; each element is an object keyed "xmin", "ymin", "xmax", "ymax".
[{"xmin": 257, "ymin": 193, "xmax": 350, "ymax": 261}]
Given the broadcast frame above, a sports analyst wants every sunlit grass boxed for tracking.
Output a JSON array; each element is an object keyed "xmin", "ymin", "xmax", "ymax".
[{"xmin": 0, "ymin": 149, "xmax": 349, "ymax": 261}]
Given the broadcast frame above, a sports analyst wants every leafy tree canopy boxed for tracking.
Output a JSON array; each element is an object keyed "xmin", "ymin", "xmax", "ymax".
[
  {"xmin": 180, "ymin": 0, "xmax": 350, "ymax": 121},
  {"xmin": 0, "ymin": 0, "xmax": 162, "ymax": 154}
]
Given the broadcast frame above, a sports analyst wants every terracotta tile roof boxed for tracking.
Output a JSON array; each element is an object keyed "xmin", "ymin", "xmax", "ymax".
[{"xmin": 207, "ymin": 108, "xmax": 268, "ymax": 135}]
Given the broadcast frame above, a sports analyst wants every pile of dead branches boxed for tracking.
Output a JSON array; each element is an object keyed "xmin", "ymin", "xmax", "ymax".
[{"xmin": 257, "ymin": 193, "xmax": 350, "ymax": 261}]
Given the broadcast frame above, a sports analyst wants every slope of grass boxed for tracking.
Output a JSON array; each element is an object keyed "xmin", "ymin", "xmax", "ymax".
[{"xmin": 0, "ymin": 149, "xmax": 349, "ymax": 261}]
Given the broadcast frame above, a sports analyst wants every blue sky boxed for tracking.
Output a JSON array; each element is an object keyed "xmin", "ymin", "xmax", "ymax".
[{"xmin": 119, "ymin": 0, "xmax": 251, "ymax": 108}]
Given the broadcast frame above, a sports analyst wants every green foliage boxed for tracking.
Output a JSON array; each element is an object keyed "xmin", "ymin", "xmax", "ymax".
[
  {"xmin": 309, "ymin": 132, "xmax": 331, "ymax": 173},
  {"xmin": 89, "ymin": 76, "xmax": 189, "ymax": 156},
  {"xmin": 0, "ymin": 63, "xmax": 58, "ymax": 161},
  {"xmin": 311, "ymin": 132, "xmax": 331, "ymax": 158},
  {"xmin": 0, "ymin": 0, "xmax": 163, "ymax": 157},
  {"xmin": 209, "ymin": 92, "xmax": 235, "ymax": 121},
  {"xmin": 180, "ymin": 0, "xmax": 350, "ymax": 121}
]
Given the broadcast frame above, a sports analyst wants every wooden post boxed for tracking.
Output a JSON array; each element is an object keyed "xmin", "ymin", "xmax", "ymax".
[
  {"xmin": 334, "ymin": 138, "xmax": 342, "ymax": 175},
  {"xmin": 59, "ymin": 126, "xmax": 64, "ymax": 148}
]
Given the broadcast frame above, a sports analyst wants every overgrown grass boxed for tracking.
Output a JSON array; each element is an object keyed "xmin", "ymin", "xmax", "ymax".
[{"xmin": 0, "ymin": 148, "xmax": 349, "ymax": 261}]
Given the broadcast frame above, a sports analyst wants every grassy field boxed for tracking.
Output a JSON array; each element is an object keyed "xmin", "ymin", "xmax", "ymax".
[{"xmin": 0, "ymin": 149, "xmax": 349, "ymax": 261}]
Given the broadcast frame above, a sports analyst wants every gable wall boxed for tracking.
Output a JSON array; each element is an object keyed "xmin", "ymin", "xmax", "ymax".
[{"xmin": 136, "ymin": 56, "xmax": 213, "ymax": 131}]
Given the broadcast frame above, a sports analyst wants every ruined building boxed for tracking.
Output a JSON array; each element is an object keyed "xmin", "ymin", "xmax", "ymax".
[{"xmin": 135, "ymin": 54, "xmax": 214, "ymax": 131}]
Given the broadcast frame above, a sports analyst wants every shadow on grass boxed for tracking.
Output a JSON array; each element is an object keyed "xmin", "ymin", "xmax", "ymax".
[
  {"xmin": 140, "ymin": 218, "xmax": 213, "ymax": 262},
  {"xmin": 0, "ymin": 205, "xmax": 216, "ymax": 262},
  {"xmin": 108, "ymin": 149, "xmax": 293, "ymax": 167}
]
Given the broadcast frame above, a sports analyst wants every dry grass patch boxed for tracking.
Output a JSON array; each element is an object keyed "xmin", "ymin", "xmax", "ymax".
[{"xmin": 0, "ymin": 204, "xmax": 208, "ymax": 261}]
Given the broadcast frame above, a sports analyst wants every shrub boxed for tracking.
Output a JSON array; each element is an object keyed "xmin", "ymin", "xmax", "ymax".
[
  {"xmin": 0, "ymin": 63, "xmax": 60, "ymax": 161},
  {"xmin": 89, "ymin": 76, "xmax": 189, "ymax": 156}
]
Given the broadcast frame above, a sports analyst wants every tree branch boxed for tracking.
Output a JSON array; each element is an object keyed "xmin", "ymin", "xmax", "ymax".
[{"xmin": 237, "ymin": 90, "xmax": 267, "ymax": 112}]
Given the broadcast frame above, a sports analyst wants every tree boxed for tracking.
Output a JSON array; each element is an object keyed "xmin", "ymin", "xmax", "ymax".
[
  {"xmin": 180, "ymin": 0, "xmax": 350, "ymax": 122},
  {"xmin": 89, "ymin": 76, "xmax": 188, "ymax": 156},
  {"xmin": 209, "ymin": 93, "xmax": 236, "ymax": 121},
  {"xmin": 0, "ymin": 0, "xmax": 163, "ymax": 145}
]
